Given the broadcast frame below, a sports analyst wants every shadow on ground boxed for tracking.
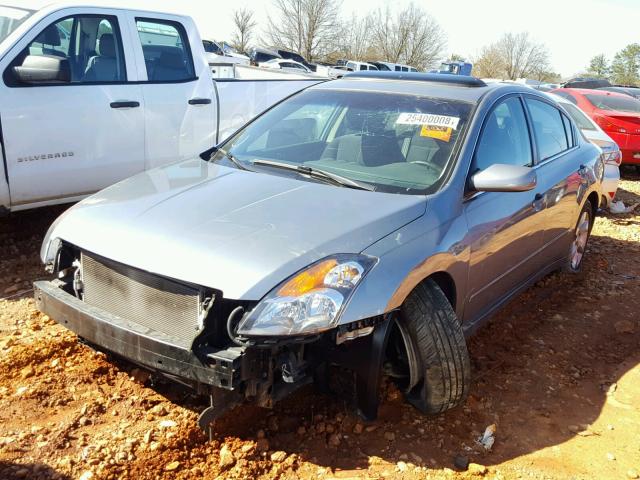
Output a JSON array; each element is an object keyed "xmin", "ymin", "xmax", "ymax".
[{"xmin": 0, "ymin": 461, "xmax": 72, "ymax": 480}]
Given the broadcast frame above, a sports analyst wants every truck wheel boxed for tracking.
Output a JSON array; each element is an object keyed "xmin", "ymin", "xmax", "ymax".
[
  {"xmin": 397, "ymin": 279, "xmax": 470, "ymax": 414},
  {"xmin": 563, "ymin": 200, "xmax": 594, "ymax": 274}
]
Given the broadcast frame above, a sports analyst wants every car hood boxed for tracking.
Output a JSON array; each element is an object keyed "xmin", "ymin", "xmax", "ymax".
[{"xmin": 46, "ymin": 159, "xmax": 426, "ymax": 300}]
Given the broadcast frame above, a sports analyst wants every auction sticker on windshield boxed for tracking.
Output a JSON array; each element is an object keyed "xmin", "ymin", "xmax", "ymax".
[
  {"xmin": 396, "ymin": 113, "xmax": 460, "ymax": 130},
  {"xmin": 420, "ymin": 125, "xmax": 453, "ymax": 142}
]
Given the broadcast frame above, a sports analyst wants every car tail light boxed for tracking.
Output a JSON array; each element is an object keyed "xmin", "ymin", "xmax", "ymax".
[
  {"xmin": 601, "ymin": 149, "xmax": 622, "ymax": 166},
  {"xmin": 593, "ymin": 114, "xmax": 628, "ymax": 134}
]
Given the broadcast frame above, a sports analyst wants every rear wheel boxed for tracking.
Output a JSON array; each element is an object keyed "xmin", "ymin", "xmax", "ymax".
[
  {"xmin": 393, "ymin": 279, "xmax": 471, "ymax": 414},
  {"xmin": 564, "ymin": 200, "xmax": 594, "ymax": 273}
]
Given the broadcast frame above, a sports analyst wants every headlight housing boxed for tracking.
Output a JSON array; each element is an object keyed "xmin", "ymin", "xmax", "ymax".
[{"xmin": 237, "ymin": 254, "xmax": 377, "ymax": 337}]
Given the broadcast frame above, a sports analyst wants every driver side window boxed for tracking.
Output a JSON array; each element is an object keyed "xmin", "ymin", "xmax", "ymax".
[
  {"xmin": 16, "ymin": 15, "xmax": 126, "ymax": 84},
  {"xmin": 473, "ymin": 97, "xmax": 532, "ymax": 172}
]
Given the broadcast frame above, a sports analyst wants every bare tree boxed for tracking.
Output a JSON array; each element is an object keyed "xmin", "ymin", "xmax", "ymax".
[
  {"xmin": 231, "ymin": 8, "xmax": 257, "ymax": 54},
  {"xmin": 265, "ymin": 0, "xmax": 342, "ymax": 61},
  {"xmin": 369, "ymin": 3, "xmax": 446, "ymax": 70},
  {"xmin": 497, "ymin": 32, "xmax": 550, "ymax": 80},
  {"xmin": 472, "ymin": 44, "xmax": 505, "ymax": 78},
  {"xmin": 473, "ymin": 32, "xmax": 550, "ymax": 80},
  {"xmin": 335, "ymin": 14, "xmax": 372, "ymax": 61}
]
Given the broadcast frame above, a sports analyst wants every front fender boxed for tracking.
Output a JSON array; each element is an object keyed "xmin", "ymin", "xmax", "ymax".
[{"xmin": 338, "ymin": 212, "xmax": 469, "ymax": 324}]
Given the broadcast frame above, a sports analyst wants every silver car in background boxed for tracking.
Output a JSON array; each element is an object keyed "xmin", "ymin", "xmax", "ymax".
[
  {"xmin": 35, "ymin": 73, "xmax": 603, "ymax": 429},
  {"xmin": 549, "ymin": 93, "xmax": 621, "ymax": 207}
]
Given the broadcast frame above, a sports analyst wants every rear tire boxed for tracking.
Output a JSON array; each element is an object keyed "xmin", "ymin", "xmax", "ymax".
[
  {"xmin": 563, "ymin": 200, "xmax": 594, "ymax": 274},
  {"xmin": 398, "ymin": 279, "xmax": 470, "ymax": 414}
]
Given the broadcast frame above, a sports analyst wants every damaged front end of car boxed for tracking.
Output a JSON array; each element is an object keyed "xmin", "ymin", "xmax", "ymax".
[{"xmin": 34, "ymin": 242, "xmax": 395, "ymax": 433}]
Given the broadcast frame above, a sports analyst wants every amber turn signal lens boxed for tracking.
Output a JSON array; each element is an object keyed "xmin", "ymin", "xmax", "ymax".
[{"xmin": 277, "ymin": 259, "xmax": 338, "ymax": 297}]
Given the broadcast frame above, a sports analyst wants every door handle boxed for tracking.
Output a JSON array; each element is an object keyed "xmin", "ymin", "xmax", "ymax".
[
  {"xmin": 110, "ymin": 101, "xmax": 140, "ymax": 109},
  {"xmin": 188, "ymin": 98, "xmax": 212, "ymax": 105}
]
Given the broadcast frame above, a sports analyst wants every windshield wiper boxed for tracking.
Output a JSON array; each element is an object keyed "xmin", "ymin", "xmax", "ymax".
[
  {"xmin": 216, "ymin": 147, "xmax": 251, "ymax": 171},
  {"xmin": 251, "ymin": 159, "xmax": 375, "ymax": 191}
]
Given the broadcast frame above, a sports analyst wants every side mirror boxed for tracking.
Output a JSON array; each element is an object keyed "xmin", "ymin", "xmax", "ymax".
[
  {"xmin": 13, "ymin": 55, "xmax": 71, "ymax": 84},
  {"xmin": 471, "ymin": 163, "xmax": 537, "ymax": 192}
]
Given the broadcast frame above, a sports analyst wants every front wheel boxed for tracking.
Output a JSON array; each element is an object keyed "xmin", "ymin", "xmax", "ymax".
[
  {"xmin": 564, "ymin": 200, "xmax": 594, "ymax": 273},
  {"xmin": 397, "ymin": 280, "xmax": 471, "ymax": 414}
]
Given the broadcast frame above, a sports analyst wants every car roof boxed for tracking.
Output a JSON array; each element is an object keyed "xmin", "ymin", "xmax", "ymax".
[{"xmin": 310, "ymin": 73, "xmax": 532, "ymax": 104}]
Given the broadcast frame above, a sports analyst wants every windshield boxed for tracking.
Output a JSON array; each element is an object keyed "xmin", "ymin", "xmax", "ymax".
[
  {"xmin": 562, "ymin": 103, "xmax": 596, "ymax": 131},
  {"xmin": 212, "ymin": 89, "xmax": 473, "ymax": 195},
  {"xmin": 0, "ymin": 5, "xmax": 34, "ymax": 44},
  {"xmin": 585, "ymin": 94, "xmax": 640, "ymax": 113}
]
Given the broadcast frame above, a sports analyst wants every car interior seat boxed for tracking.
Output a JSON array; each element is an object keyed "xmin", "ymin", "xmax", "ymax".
[
  {"xmin": 83, "ymin": 33, "xmax": 119, "ymax": 81},
  {"xmin": 474, "ymin": 113, "xmax": 517, "ymax": 170},
  {"xmin": 321, "ymin": 109, "xmax": 404, "ymax": 166},
  {"xmin": 34, "ymin": 25, "xmax": 64, "ymax": 58},
  {"xmin": 150, "ymin": 48, "xmax": 188, "ymax": 81},
  {"xmin": 405, "ymin": 130, "xmax": 449, "ymax": 173}
]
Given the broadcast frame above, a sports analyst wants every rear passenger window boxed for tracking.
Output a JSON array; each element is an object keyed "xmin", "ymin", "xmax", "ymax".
[
  {"xmin": 525, "ymin": 98, "xmax": 570, "ymax": 161},
  {"xmin": 136, "ymin": 19, "xmax": 195, "ymax": 82},
  {"xmin": 473, "ymin": 97, "xmax": 532, "ymax": 172},
  {"xmin": 561, "ymin": 113, "xmax": 574, "ymax": 147}
]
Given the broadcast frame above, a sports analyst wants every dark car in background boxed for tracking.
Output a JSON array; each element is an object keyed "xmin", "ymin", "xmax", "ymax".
[
  {"xmin": 248, "ymin": 47, "xmax": 281, "ymax": 65},
  {"xmin": 598, "ymin": 86, "xmax": 640, "ymax": 100},
  {"xmin": 274, "ymin": 48, "xmax": 316, "ymax": 72}
]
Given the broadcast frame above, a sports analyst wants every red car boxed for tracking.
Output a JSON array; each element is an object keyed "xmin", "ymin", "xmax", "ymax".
[{"xmin": 552, "ymin": 88, "xmax": 640, "ymax": 165}]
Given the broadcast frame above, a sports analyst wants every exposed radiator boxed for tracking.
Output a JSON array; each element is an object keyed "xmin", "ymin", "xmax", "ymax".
[{"xmin": 81, "ymin": 252, "xmax": 203, "ymax": 349}]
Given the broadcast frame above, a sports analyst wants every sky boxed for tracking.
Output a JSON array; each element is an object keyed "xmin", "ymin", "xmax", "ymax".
[{"xmin": 32, "ymin": 0, "xmax": 640, "ymax": 77}]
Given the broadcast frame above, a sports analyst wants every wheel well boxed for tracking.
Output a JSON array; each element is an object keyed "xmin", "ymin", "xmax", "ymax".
[
  {"xmin": 587, "ymin": 191, "xmax": 599, "ymax": 217},
  {"xmin": 426, "ymin": 272, "xmax": 456, "ymax": 310}
]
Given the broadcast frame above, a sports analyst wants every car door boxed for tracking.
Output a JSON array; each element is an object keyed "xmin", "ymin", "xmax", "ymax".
[
  {"xmin": 0, "ymin": 9, "xmax": 145, "ymax": 208},
  {"xmin": 127, "ymin": 13, "xmax": 216, "ymax": 170},
  {"xmin": 463, "ymin": 95, "xmax": 546, "ymax": 324},
  {"xmin": 524, "ymin": 96, "xmax": 583, "ymax": 262}
]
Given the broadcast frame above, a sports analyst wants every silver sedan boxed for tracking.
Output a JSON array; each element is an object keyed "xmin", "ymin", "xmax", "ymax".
[{"xmin": 35, "ymin": 73, "xmax": 603, "ymax": 429}]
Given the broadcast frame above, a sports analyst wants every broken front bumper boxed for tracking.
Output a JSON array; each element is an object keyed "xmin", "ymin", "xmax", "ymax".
[{"xmin": 33, "ymin": 280, "xmax": 250, "ymax": 390}]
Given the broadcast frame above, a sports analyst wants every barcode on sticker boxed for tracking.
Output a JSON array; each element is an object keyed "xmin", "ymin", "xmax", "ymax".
[{"xmin": 396, "ymin": 113, "xmax": 460, "ymax": 130}]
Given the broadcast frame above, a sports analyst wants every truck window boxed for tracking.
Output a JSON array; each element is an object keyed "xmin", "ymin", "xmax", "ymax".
[
  {"xmin": 136, "ymin": 19, "xmax": 195, "ymax": 82},
  {"xmin": 19, "ymin": 15, "xmax": 126, "ymax": 83},
  {"xmin": 0, "ymin": 6, "xmax": 35, "ymax": 44}
]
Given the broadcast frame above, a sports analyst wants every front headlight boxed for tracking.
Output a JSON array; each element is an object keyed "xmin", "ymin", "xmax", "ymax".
[{"xmin": 237, "ymin": 254, "xmax": 377, "ymax": 337}]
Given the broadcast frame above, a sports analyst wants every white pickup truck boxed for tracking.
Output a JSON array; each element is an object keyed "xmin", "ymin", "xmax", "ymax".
[{"xmin": 0, "ymin": 2, "xmax": 321, "ymax": 212}]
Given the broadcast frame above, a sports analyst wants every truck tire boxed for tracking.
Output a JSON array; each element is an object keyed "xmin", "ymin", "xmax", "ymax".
[
  {"xmin": 563, "ymin": 199, "xmax": 594, "ymax": 274},
  {"xmin": 399, "ymin": 279, "xmax": 470, "ymax": 414}
]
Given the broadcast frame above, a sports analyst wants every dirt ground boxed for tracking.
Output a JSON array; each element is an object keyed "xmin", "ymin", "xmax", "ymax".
[{"xmin": 0, "ymin": 172, "xmax": 639, "ymax": 480}]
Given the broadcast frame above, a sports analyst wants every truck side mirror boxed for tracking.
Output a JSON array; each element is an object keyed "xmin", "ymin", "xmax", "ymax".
[{"xmin": 13, "ymin": 55, "xmax": 71, "ymax": 84}]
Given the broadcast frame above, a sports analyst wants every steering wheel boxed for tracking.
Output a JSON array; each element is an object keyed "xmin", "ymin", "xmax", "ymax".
[{"xmin": 410, "ymin": 161, "xmax": 441, "ymax": 175}]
